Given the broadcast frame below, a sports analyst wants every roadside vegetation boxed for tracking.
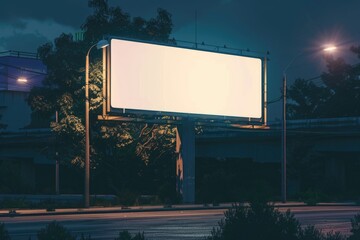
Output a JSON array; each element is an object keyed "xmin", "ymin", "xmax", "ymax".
[
  {"xmin": 1, "ymin": 202, "xmax": 360, "ymax": 240},
  {"xmin": 206, "ymin": 202, "xmax": 350, "ymax": 240}
]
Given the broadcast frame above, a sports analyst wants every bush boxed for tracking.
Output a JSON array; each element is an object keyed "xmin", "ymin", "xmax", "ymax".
[
  {"xmin": 299, "ymin": 226, "xmax": 345, "ymax": 240},
  {"xmin": 79, "ymin": 233, "xmax": 92, "ymax": 240},
  {"xmin": 325, "ymin": 232, "xmax": 346, "ymax": 240},
  {"xmin": 0, "ymin": 222, "xmax": 11, "ymax": 240},
  {"xmin": 114, "ymin": 230, "xmax": 145, "ymax": 240},
  {"xmin": 37, "ymin": 221, "xmax": 76, "ymax": 240},
  {"xmin": 348, "ymin": 213, "xmax": 360, "ymax": 240},
  {"xmin": 206, "ymin": 201, "xmax": 345, "ymax": 240},
  {"xmin": 207, "ymin": 202, "xmax": 301, "ymax": 240}
]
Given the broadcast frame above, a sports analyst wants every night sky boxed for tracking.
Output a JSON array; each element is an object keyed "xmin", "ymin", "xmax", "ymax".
[{"xmin": 1, "ymin": 0, "xmax": 359, "ymax": 120}]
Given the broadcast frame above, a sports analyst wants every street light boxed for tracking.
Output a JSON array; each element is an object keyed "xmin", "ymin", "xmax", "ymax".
[
  {"xmin": 323, "ymin": 45, "xmax": 337, "ymax": 52},
  {"xmin": 281, "ymin": 45, "xmax": 336, "ymax": 203},
  {"xmin": 85, "ymin": 39, "xmax": 109, "ymax": 208},
  {"xmin": 17, "ymin": 77, "xmax": 28, "ymax": 83}
]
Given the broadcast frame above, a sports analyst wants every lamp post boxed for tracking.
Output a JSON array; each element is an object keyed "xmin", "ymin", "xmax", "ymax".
[
  {"xmin": 85, "ymin": 39, "xmax": 109, "ymax": 208},
  {"xmin": 281, "ymin": 44, "xmax": 337, "ymax": 203}
]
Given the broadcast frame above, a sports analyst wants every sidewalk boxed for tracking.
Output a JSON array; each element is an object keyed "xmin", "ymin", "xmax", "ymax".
[{"xmin": 0, "ymin": 201, "xmax": 357, "ymax": 218}]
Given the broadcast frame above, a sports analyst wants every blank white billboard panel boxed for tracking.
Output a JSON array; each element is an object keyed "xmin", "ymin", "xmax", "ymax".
[{"xmin": 110, "ymin": 39, "xmax": 262, "ymax": 119}]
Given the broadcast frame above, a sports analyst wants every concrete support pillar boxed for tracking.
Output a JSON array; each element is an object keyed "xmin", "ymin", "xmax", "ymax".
[
  {"xmin": 176, "ymin": 120, "xmax": 195, "ymax": 203},
  {"xmin": 326, "ymin": 158, "xmax": 345, "ymax": 187}
]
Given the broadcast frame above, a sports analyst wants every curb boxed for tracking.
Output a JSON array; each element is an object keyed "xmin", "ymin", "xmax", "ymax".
[
  {"xmin": 0, "ymin": 205, "xmax": 229, "ymax": 218},
  {"xmin": 0, "ymin": 202, "xmax": 357, "ymax": 218}
]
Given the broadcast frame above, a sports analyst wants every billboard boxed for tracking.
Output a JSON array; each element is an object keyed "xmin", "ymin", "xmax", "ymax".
[{"xmin": 109, "ymin": 38, "xmax": 263, "ymax": 120}]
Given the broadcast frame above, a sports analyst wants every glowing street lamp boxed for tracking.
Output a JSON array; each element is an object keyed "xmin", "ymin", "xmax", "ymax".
[
  {"xmin": 281, "ymin": 44, "xmax": 337, "ymax": 203},
  {"xmin": 323, "ymin": 45, "xmax": 337, "ymax": 52},
  {"xmin": 17, "ymin": 77, "xmax": 28, "ymax": 83},
  {"xmin": 84, "ymin": 39, "xmax": 109, "ymax": 208}
]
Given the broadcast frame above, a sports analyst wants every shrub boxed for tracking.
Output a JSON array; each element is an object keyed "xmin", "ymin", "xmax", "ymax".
[
  {"xmin": 348, "ymin": 213, "xmax": 360, "ymax": 240},
  {"xmin": 114, "ymin": 230, "xmax": 145, "ymax": 240},
  {"xmin": 37, "ymin": 221, "xmax": 76, "ymax": 240},
  {"xmin": 299, "ymin": 226, "xmax": 345, "ymax": 240},
  {"xmin": 206, "ymin": 201, "xmax": 346, "ymax": 240},
  {"xmin": 324, "ymin": 232, "xmax": 346, "ymax": 240},
  {"xmin": 299, "ymin": 225, "xmax": 323, "ymax": 240},
  {"xmin": 79, "ymin": 233, "xmax": 92, "ymax": 240},
  {"xmin": 206, "ymin": 202, "xmax": 301, "ymax": 240},
  {"xmin": 0, "ymin": 222, "xmax": 11, "ymax": 240}
]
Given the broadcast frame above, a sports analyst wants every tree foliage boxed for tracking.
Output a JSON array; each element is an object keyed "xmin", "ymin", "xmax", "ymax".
[
  {"xmin": 83, "ymin": 0, "xmax": 173, "ymax": 43},
  {"xmin": 287, "ymin": 79, "xmax": 331, "ymax": 119},
  {"xmin": 27, "ymin": 0, "xmax": 176, "ymax": 200},
  {"xmin": 287, "ymin": 47, "xmax": 360, "ymax": 119}
]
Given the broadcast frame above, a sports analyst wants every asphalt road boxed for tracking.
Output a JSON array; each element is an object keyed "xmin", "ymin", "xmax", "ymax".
[{"xmin": 1, "ymin": 206, "xmax": 359, "ymax": 239}]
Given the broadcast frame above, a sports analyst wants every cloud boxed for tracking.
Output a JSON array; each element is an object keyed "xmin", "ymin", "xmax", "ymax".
[
  {"xmin": 0, "ymin": 33, "xmax": 48, "ymax": 52},
  {"xmin": 0, "ymin": 0, "xmax": 89, "ymax": 29},
  {"xmin": 0, "ymin": 18, "xmax": 76, "ymax": 52},
  {"xmin": 9, "ymin": 19, "xmax": 28, "ymax": 30}
]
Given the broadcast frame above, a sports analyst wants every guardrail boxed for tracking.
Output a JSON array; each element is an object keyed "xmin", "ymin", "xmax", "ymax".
[
  {"xmin": 269, "ymin": 116, "xmax": 360, "ymax": 129},
  {"xmin": 0, "ymin": 50, "xmax": 39, "ymax": 59}
]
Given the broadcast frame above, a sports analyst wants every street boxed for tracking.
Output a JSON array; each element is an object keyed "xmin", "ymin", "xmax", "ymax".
[{"xmin": 1, "ymin": 206, "xmax": 359, "ymax": 239}]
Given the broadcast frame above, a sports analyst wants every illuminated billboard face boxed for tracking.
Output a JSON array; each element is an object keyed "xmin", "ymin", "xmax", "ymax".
[{"xmin": 110, "ymin": 39, "xmax": 262, "ymax": 119}]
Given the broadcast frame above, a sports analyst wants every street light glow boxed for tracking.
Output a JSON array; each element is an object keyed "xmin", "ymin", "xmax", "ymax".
[
  {"xmin": 323, "ymin": 45, "xmax": 337, "ymax": 52},
  {"xmin": 17, "ymin": 77, "xmax": 28, "ymax": 83}
]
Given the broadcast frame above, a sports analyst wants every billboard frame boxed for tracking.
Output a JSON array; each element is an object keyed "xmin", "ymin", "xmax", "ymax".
[{"xmin": 103, "ymin": 36, "xmax": 267, "ymax": 126}]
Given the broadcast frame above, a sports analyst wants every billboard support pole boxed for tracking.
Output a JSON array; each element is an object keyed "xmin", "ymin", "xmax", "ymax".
[
  {"xmin": 176, "ymin": 120, "xmax": 195, "ymax": 203},
  {"xmin": 102, "ymin": 47, "xmax": 107, "ymax": 116},
  {"xmin": 263, "ymin": 55, "xmax": 268, "ymax": 125}
]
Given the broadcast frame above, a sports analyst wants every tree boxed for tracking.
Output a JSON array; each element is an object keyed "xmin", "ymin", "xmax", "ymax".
[
  {"xmin": 82, "ymin": 0, "xmax": 173, "ymax": 43},
  {"xmin": 287, "ymin": 46, "xmax": 360, "ymax": 119},
  {"xmin": 287, "ymin": 79, "xmax": 331, "ymax": 119},
  {"xmin": 27, "ymin": 0, "xmax": 176, "ymax": 200}
]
